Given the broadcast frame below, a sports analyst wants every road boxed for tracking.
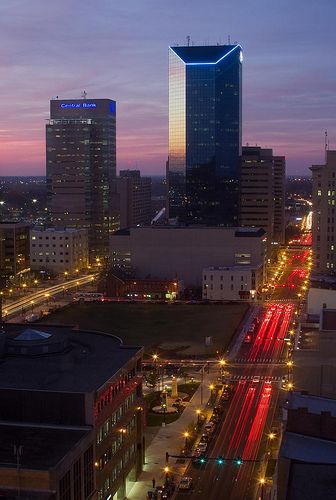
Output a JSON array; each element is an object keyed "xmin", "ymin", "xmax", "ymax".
[
  {"xmin": 175, "ymin": 247, "xmax": 310, "ymax": 500},
  {"xmin": 2, "ymin": 274, "xmax": 97, "ymax": 320}
]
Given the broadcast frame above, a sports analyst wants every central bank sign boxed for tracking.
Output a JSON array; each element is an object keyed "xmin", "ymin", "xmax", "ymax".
[{"xmin": 60, "ymin": 102, "xmax": 97, "ymax": 109}]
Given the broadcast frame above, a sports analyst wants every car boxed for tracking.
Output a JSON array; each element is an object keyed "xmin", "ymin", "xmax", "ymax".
[
  {"xmin": 199, "ymin": 434, "xmax": 209, "ymax": 443},
  {"xmin": 252, "ymin": 376, "xmax": 260, "ymax": 383},
  {"xmin": 204, "ymin": 423, "xmax": 214, "ymax": 433},
  {"xmin": 179, "ymin": 477, "xmax": 193, "ymax": 490},
  {"xmin": 197, "ymin": 442, "xmax": 208, "ymax": 452}
]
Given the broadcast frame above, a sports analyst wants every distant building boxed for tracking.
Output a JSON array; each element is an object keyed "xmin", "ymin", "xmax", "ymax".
[
  {"xmin": 30, "ymin": 227, "xmax": 89, "ymax": 274},
  {"xmin": 275, "ymin": 391, "xmax": 336, "ymax": 500},
  {"xmin": 240, "ymin": 146, "xmax": 286, "ymax": 248},
  {"xmin": 202, "ymin": 265, "xmax": 262, "ymax": 301},
  {"xmin": 0, "ymin": 323, "xmax": 144, "ymax": 500},
  {"xmin": 111, "ymin": 170, "xmax": 151, "ymax": 229},
  {"xmin": 110, "ymin": 226, "xmax": 266, "ymax": 288},
  {"xmin": 311, "ymin": 150, "xmax": 336, "ymax": 274},
  {"xmin": 0, "ymin": 222, "xmax": 30, "ymax": 278},
  {"xmin": 102, "ymin": 270, "xmax": 181, "ymax": 300},
  {"xmin": 46, "ymin": 98, "xmax": 117, "ymax": 259},
  {"xmin": 167, "ymin": 44, "xmax": 242, "ymax": 225}
]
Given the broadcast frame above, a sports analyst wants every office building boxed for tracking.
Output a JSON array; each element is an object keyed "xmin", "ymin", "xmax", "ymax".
[
  {"xmin": 30, "ymin": 227, "xmax": 89, "ymax": 274},
  {"xmin": 240, "ymin": 146, "xmax": 286, "ymax": 247},
  {"xmin": 110, "ymin": 226, "xmax": 266, "ymax": 287},
  {"xmin": 111, "ymin": 170, "xmax": 151, "ymax": 229},
  {"xmin": 311, "ymin": 150, "xmax": 336, "ymax": 274},
  {"xmin": 202, "ymin": 265, "xmax": 262, "ymax": 301},
  {"xmin": 0, "ymin": 323, "xmax": 144, "ymax": 500},
  {"xmin": 0, "ymin": 222, "xmax": 30, "ymax": 278},
  {"xmin": 46, "ymin": 98, "xmax": 117, "ymax": 259},
  {"xmin": 167, "ymin": 44, "xmax": 242, "ymax": 225}
]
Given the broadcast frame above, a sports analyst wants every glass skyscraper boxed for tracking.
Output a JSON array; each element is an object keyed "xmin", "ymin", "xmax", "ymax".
[
  {"xmin": 46, "ymin": 99, "xmax": 117, "ymax": 259},
  {"xmin": 168, "ymin": 44, "xmax": 242, "ymax": 225}
]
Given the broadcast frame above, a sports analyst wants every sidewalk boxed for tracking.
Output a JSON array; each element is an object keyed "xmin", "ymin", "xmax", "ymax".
[{"xmin": 127, "ymin": 370, "xmax": 215, "ymax": 499}]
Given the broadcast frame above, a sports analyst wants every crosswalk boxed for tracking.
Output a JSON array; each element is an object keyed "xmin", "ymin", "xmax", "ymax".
[
  {"xmin": 235, "ymin": 358, "xmax": 285, "ymax": 364},
  {"xmin": 230, "ymin": 374, "xmax": 283, "ymax": 382}
]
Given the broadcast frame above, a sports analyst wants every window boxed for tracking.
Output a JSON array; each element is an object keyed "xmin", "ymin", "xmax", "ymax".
[
  {"xmin": 59, "ymin": 471, "xmax": 71, "ymax": 500},
  {"xmin": 84, "ymin": 446, "xmax": 94, "ymax": 499},
  {"xmin": 73, "ymin": 459, "xmax": 82, "ymax": 500}
]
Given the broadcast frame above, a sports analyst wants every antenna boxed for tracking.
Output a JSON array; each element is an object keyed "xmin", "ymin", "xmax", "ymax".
[
  {"xmin": 81, "ymin": 90, "xmax": 87, "ymax": 99},
  {"xmin": 187, "ymin": 35, "xmax": 190, "ymax": 47},
  {"xmin": 228, "ymin": 35, "xmax": 231, "ymax": 44}
]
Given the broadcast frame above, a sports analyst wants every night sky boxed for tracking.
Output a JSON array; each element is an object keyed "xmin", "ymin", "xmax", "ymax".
[{"xmin": 0, "ymin": 0, "xmax": 335, "ymax": 176}]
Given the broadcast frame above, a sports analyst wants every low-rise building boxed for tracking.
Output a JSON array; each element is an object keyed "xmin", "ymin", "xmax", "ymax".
[
  {"xmin": 30, "ymin": 227, "xmax": 89, "ymax": 274},
  {"xmin": 0, "ymin": 323, "xmax": 144, "ymax": 500},
  {"xmin": 307, "ymin": 275, "xmax": 336, "ymax": 314},
  {"xmin": 0, "ymin": 222, "xmax": 30, "ymax": 278},
  {"xmin": 293, "ymin": 308, "xmax": 336, "ymax": 398},
  {"xmin": 202, "ymin": 265, "xmax": 262, "ymax": 301},
  {"xmin": 110, "ymin": 226, "xmax": 266, "ymax": 288},
  {"xmin": 276, "ymin": 392, "xmax": 336, "ymax": 500}
]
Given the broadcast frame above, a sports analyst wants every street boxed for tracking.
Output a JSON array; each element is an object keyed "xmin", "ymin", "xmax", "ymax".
[{"xmin": 175, "ymin": 246, "xmax": 310, "ymax": 500}]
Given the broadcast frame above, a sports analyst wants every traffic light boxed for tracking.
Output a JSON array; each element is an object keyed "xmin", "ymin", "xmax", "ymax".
[
  {"xmin": 235, "ymin": 457, "xmax": 243, "ymax": 466},
  {"xmin": 199, "ymin": 455, "xmax": 207, "ymax": 465},
  {"xmin": 216, "ymin": 456, "xmax": 225, "ymax": 465}
]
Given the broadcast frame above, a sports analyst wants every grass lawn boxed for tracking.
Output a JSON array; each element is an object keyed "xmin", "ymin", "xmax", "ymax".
[{"xmin": 38, "ymin": 301, "xmax": 248, "ymax": 354}]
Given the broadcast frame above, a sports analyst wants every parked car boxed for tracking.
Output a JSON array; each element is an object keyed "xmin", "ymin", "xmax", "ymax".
[{"xmin": 179, "ymin": 477, "xmax": 193, "ymax": 490}]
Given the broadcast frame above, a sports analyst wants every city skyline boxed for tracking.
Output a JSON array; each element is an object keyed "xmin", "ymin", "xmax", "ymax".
[{"xmin": 0, "ymin": 0, "xmax": 335, "ymax": 176}]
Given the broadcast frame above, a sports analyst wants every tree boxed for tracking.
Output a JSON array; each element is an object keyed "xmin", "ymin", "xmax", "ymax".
[{"xmin": 145, "ymin": 371, "xmax": 159, "ymax": 390}]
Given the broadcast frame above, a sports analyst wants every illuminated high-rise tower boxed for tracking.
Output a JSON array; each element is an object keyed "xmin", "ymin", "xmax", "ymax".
[
  {"xmin": 167, "ymin": 44, "xmax": 242, "ymax": 225},
  {"xmin": 46, "ymin": 98, "xmax": 117, "ymax": 259}
]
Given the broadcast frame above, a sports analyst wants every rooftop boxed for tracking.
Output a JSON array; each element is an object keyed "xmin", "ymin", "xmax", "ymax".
[
  {"xmin": 286, "ymin": 392, "xmax": 336, "ymax": 417},
  {"xmin": 113, "ymin": 226, "xmax": 265, "ymax": 237},
  {"xmin": 0, "ymin": 424, "xmax": 90, "ymax": 470},
  {"xmin": 0, "ymin": 324, "xmax": 142, "ymax": 393},
  {"xmin": 281, "ymin": 431, "xmax": 336, "ymax": 463},
  {"xmin": 169, "ymin": 44, "xmax": 240, "ymax": 64}
]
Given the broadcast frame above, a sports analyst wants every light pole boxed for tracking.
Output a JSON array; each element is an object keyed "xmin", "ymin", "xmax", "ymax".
[
  {"xmin": 164, "ymin": 466, "xmax": 169, "ymax": 486},
  {"xmin": 219, "ymin": 359, "xmax": 226, "ymax": 380},
  {"xmin": 196, "ymin": 409, "xmax": 201, "ymax": 427},
  {"xmin": 287, "ymin": 361, "xmax": 293, "ymax": 382},
  {"xmin": 162, "ymin": 403, "xmax": 167, "ymax": 426},
  {"xmin": 259, "ymin": 478, "xmax": 265, "ymax": 500},
  {"xmin": 184, "ymin": 431, "xmax": 189, "ymax": 452}
]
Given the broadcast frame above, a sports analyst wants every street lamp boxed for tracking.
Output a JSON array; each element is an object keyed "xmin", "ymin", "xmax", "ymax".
[
  {"xmin": 287, "ymin": 361, "xmax": 293, "ymax": 381},
  {"xmin": 259, "ymin": 478, "xmax": 265, "ymax": 500},
  {"xmin": 184, "ymin": 431, "xmax": 189, "ymax": 451},
  {"xmin": 162, "ymin": 403, "xmax": 167, "ymax": 426},
  {"xmin": 164, "ymin": 466, "xmax": 169, "ymax": 486},
  {"xmin": 196, "ymin": 409, "xmax": 201, "ymax": 426},
  {"xmin": 287, "ymin": 382, "xmax": 293, "ymax": 391},
  {"xmin": 219, "ymin": 359, "xmax": 226, "ymax": 379}
]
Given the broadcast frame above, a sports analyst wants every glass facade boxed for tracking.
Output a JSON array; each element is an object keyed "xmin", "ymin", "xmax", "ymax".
[{"xmin": 168, "ymin": 45, "xmax": 242, "ymax": 225}]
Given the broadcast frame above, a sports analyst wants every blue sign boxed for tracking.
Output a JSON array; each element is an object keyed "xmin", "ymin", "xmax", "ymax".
[
  {"xmin": 60, "ymin": 102, "xmax": 97, "ymax": 109},
  {"xmin": 110, "ymin": 101, "xmax": 116, "ymax": 114}
]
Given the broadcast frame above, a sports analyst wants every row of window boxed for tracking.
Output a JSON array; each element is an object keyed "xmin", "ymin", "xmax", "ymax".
[
  {"xmin": 97, "ymin": 416, "xmax": 136, "ymax": 471},
  {"xmin": 96, "ymin": 392, "xmax": 136, "ymax": 445},
  {"xmin": 96, "ymin": 368, "xmax": 137, "ymax": 415},
  {"xmin": 32, "ymin": 235, "xmax": 70, "ymax": 240},
  {"xmin": 97, "ymin": 444, "xmax": 136, "ymax": 500}
]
